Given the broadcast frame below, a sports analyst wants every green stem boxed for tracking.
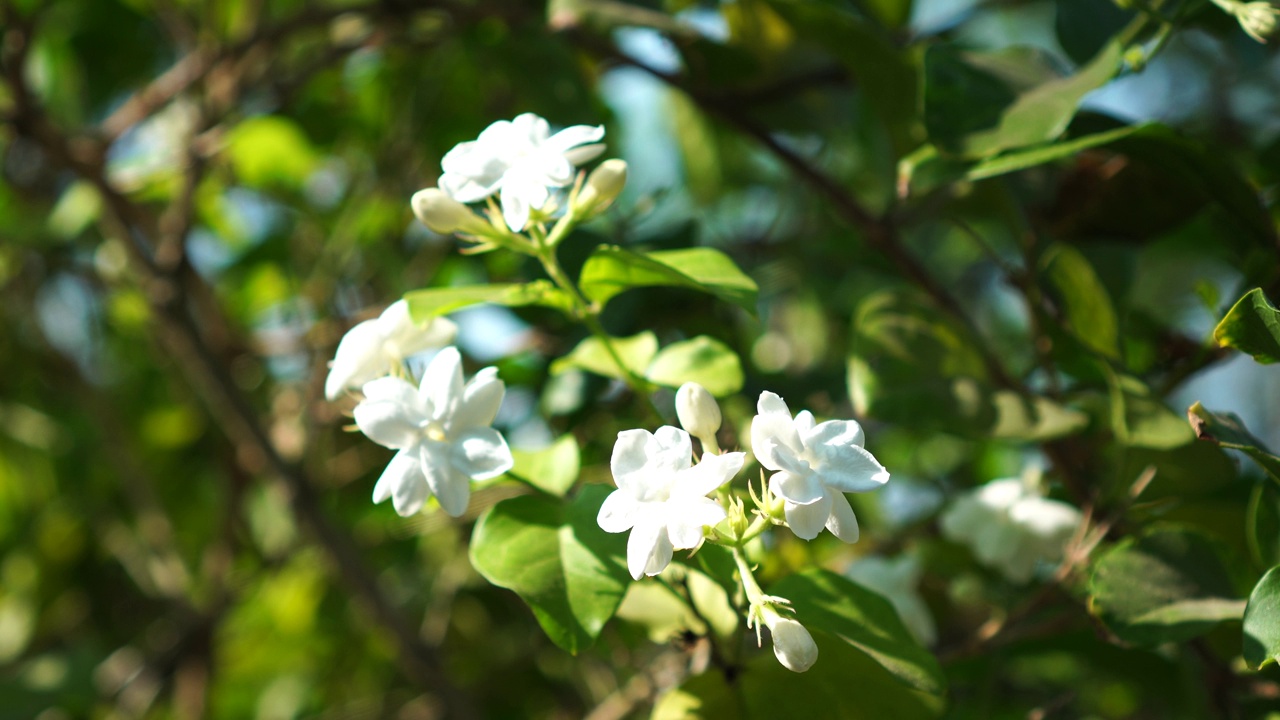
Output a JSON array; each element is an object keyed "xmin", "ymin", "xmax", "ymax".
[{"xmin": 732, "ymin": 545, "xmax": 766, "ymax": 607}]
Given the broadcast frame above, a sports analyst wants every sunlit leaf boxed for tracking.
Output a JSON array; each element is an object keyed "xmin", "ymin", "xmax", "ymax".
[
  {"xmin": 1243, "ymin": 566, "xmax": 1280, "ymax": 669},
  {"xmin": 577, "ymin": 245, "xmax": 757, "ymax": 313},
  {"xmin": 508, "ymin": 435, "xmax": 580, "ymax": 497},
  {"xmin": 1188, "ymin": 402, "xmax": 1280, "ymax": 483},
  {"xmin": 645, "ymin": 336, "xmax": 744, "ymax": 397},
  {"xmin": 1213, "ymin": 288, "xmax": 1280, "ymax": 365},
  {"xmin": 550, "ymin": 331, "xmax": 657, "ymax": 381},
  {"xmin": 404, "ymin": 281, "xmax": 575, "ymax": 320},
  {"xmin": 469, "ymin": 486, "xmax": 630, "ymax": 654}
]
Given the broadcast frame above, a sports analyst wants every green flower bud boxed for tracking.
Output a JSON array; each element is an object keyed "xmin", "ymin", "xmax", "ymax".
[
  {"xmin": 411, "ymin": 188, "xmax": 494, "ymax": 236},
  {"xmin": 573, "ymin": 159, "xmax": 627, "ymax": 217}
]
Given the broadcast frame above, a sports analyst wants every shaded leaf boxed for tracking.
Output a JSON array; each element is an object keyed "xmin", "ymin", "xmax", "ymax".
[
  {"xmin": 1188, "ymin": 402, "xmax": 1280, "ymax": 483},
  {"xmin": 1089, "ymin": 527, "xmax": 1245, "ymax": 645},
  {"xmin": 1243, "ymin": 566, "xmax": 1280, "ymax": 669},
  {"xmin": 1041, "ymin": 243, "xmax": 1120, "ymax": 359}
]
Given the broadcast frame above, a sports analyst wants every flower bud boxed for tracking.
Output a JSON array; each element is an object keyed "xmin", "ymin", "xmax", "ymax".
[
  {"xmin": 1237, "ymin": 1, "xmax": 1279, "ymax": 42},
  {"xmin": 411, "ymin": 188, "xmax": 493, "ymax": 236},
  {"xmin": 573, "ymin": 159, "xmax": 627, "ymax": 217},
  {"xmin": 676, "ymin": 382, "xmax": 721, "ymax": 443},
  {"xmin": 764, "ymin": 610, "xmax": 818, "ymax": 673}
]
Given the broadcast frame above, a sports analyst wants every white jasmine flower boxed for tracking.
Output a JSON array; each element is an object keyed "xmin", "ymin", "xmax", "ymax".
[
  {"xmin": 750, "ymin": 391, "xmax": 889, "ymax": 542},
  {"xmin": 762, "ymin": 609, "xmax": 818, "ymax": 672},
  {"xmin": 324, "ymin": 300, "xmax": 457, "ymax": 400},
  {"xmin": 675, "ymin": 381, "xmax": 721, "ymax": 445},
  {"xmin": 1213, "ymin": 0, "xmax": 1279, "ymax": 42},
  {"xmin": 940, "ymin": 478, "xmax": 1082, "ymax": 584},
  {"xmin": 438, "ymin": 113, "xmax": 605, "ymax": 232},
  {"xmin": 597, "ymin": 427, "xmax": 745, "ymax": 580},
  {"xmin": 354, "ymin": 347, "xmax": 512, "ymax": 517},
  {"xmin": 846, "ymin": 555, "xmax": 936, "ymax": 646}
]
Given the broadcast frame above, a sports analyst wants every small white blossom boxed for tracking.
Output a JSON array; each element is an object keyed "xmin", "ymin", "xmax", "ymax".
[
  {"xmin": 438, "ymin": 113, "xmax": 605, "ymax": 232},
  {"xmin": 354, "ymin": 347, "xmax": 512, "ymax": 517},
  {"xmin": 1213, "ymin": 0, "xmax": 1279, "ymax": 42},
  {"xmin": 940, "ymin": 478, "xmax": 1082, "ymax": 584},
  {"xmin": 846, "ymin": 554, "xmax": 936, "ymax": 646},
  {"xmin": 597, "ymin": 427, "xmax": 745, "ymax": 580},
  {"xmin": 324, "ymin": 300, "xmax": 456, "ymax": 400},
  {"xmin": 750, "ymin": 391, "xmax": 889, "ymax": 542},
  {"xmin": 675, "ymin": 381, "xmax": 721, "ymax": 444},
  {"xmin": 762, "ymin": 609, "xmax": 818, "ymax": 673}
]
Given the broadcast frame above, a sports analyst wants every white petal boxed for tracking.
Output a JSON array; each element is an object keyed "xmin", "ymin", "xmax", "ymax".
[
  {"xmin": 377, "ymin": 301, "xmax": 456, "ymax": 359},
  {"xmin": 650, "ymin": 426, "xmax": 694, "ymax": 473},
  {"xmin": 665, "ymin": 496, "xmax": 726, "ymax": 549},
  {"xmin": 769, "ymin": 469, "xmax": 825, "ymax": 506},
  {"xmin": 353, "ymin": 398, "xmax": 420, "ymax": 450},
  {"xmin": 511, "ymin": 113, "xmax": 551, "ymax": 145},
  {"xmin": 500, "ymin": 186, "xmax": 531, "ymax": 232},
  {"xmin": 671, "ymin": 451, "xmax": 745, "ymax": 499},
  {"xmin": 611, "ymin": 429, "xmax": 657, "ymax": 494},
  {"xmin": 793, "ymin": 410, "xmax": 817, "ymax": 437},
  {"xmin": 525, "ymin": 150, "xmax": 575, "ymax": 187},
  {"xmin": 768, "ymin": 617, "xmax": 818, "ymax": 672},
  {"xmin": 1009, "ymin": 497, "xmax": 1082, "ymax": 540},
  {"xmin": 751, "ymin": 391, "xmax": 802, "ymax": 470},
  {"xmin": 451, "ymin": 367, "xmax": 504, "ymax": 431},
  {"xmin": 626, "ymin": 516, "xmax": 667, "ymax": 580},
  {"xmin": 597, "ymin": 490, "xmax": 641, "ymax": 533},
  {"xmin": 439, "ymin": 172, "xmax": 501, "ymax": 203},
  {"xmin": 801, "ymin": 418, "xmax": 864, "ymax": 454},
  {"xmin": 938, "ymin": 494, "xmax": 989, "ymax": 543},
  {"xmin": 420, "ymin": 443, "xmax": 470, "ymax": 517},
  {"xmin": 475, "ymin": 119, "xmax": 516, "ymax": 147},
  {"xmin": 419, "ymin": 346, "xmax": 464, "ymax": 419},
  {"xmin": 324, "ymin": 319, "xmax": 385, "ymax": 400},
  {"xmin": 824, "ymin": 491, "xmax": 860, "ymax": 543},
  {"xmin": 451, "ymin": 427, "xmax": 513, "ymax": 480},
  {"xmin": 784, "ymin": 492, "xmax": 834, "ymax": 540},
  {"xmin": 361, "ymin": 375, "xmax": 420, "ymax": 405},
  {"xmin": 812, "ymin": 444, "xmax": 889, "ymax": 494},
  {"xmin": 645, "ymin": 527, "xmax": 675, "ymax": 577},
  {"xmin": 545, "ymin": 124, "xmax": 605, "ymax": 154},
  {"xmin": 562, "ymin": 143, "xmax": 605, "ymax": 166},
  {"xmin": 373, "ymin": 449, "xmax": 418, "ymax": 504},
  {"xmin": 390, "ymin": 463, "xmax": 430, "ymax": 517}
]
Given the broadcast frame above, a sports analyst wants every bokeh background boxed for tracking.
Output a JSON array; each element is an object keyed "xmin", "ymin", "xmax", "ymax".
[{"xmin": 2, "ymin": 0, "xmax": 1280, "ymax": 718}]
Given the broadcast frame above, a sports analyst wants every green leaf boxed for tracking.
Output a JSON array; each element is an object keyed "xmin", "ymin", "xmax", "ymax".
[
  {"xmin": 508, "ymin": 435, "xmax": 580, "ymax": 497},
  {"xmin": 550, "ymin": 331, "xmax": 657, "ymax": 381},
  {"xmin": 654, "ymin": 569, "xmax": 945, "ymax": 720},
  {"xmin": 1213, "ymin": 288, "xmax": 1280, "ymax": 365},
  {"xmin": 1243, "ymin": 566, "xmax": 1280, "ymax": 669},
  {"xmin": 404, "ymin": 281, "xmax": 575, "ymax": 321},
  {"xmin": 225, "ymin": 115, "xmax": 319, "ymax": 189},
  {"xmin": 925, "ymin": 41, "xmax": 1124, "ymax": 159},
  {"xmin": 990, "ymin": 391, "xmax": 1089, "ymax": 442},
  {"xmin": 1248, "ymin": 482, "xmax": 1280, "ymax": 568},
  {"xmin": 577, "ymin": 245, "xmax": 757, "ymax": 314},
  {"xmin": 771, "ymin": 569, "xmax": 945, "ymax": 697},
  {"xmin": 1188, "ymin": 402, "xmax": 1280, "ymax": 483},
  {"xmin": 1041, "ymin": 243, "xmax": 1121, "ymax": 360},
  {"xmin": 468, "ymin": 486, "xmax": 630, "ymax": 654},
  {"xmin": 1089, "ymin": 527, "xmax": 1245, "ymax": 646},
  {"xmin": 644, "ymin": 336, "xmax": 744, "ymax": 397},
  {"xmin": 966, "ymin": 124, "xmax": 1145, "ymax": 181}
]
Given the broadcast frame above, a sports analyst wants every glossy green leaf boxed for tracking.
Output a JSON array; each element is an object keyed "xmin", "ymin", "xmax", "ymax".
[
  {"xmin": 577, "ymin": 245, "xmax": 757, "ymax": 313},
  {"xmin": 404, "ymin": 281, "xmax": 575, "ymax": 321},
  {"xmin": 509, "ymin": 435, "xmax": 580, "ymax": 497},
  {"xmin": 1188, "ymin": 402, "xmax": 1280, "ymax": 483},
  {"xmin": 469, "ymin": 486, "xmax": 630, "ymax": 654},
  {"xmin": 1213, "ymin": 288, "xmax": 1280, "ymax": 365},
  {"xmin": 1089, "ymin": 528, "xmax": 1245, "ymax": 646},
  {"xmin": 644, "ymin": 336, "xmax": 744, "ymax": 397},
  {"xmin": 550, "ymin": 331, "xmax": 657, "ymax": 381},
  {"xmin": 1243, "ymin": 566, "xmax": 1280, "ymax": 669},
  {"xmin": 1247, "ymin": 482, "xmax": 1280, "ymax": 569},
  {"xmin": 1041, "ymin": 243, "xmax": 1120, "ymax": 359}
]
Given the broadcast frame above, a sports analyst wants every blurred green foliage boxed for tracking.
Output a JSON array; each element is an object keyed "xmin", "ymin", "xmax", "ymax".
[{"xmin": 2, "ymin": 0, "xmax": 1280, "ymax": 718}]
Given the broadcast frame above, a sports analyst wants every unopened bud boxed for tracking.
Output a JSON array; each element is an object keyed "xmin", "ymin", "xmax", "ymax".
[
  {"xmin": 573, "ymin": 159, "xmax": 627, "ymax": 217},
  {"xmin": 1237, "ymin": 1, "xmax": 1279, "ymax": 42},
  {"xmin": 676, "ymin": 382, "xmax": 721, "ymax": 445},
  {"xmin": 411, "ymin": 188, "xmax": 493, "ymax": 236},
  {"xmin": 763, "ymin": 608, "xmax": 818, "ymax": 673}
]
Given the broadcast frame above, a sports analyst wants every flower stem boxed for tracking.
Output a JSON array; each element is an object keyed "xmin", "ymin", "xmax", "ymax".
[{"xmin": 732, "ymin": 545, "xmax": 766, "ymax": 607}]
